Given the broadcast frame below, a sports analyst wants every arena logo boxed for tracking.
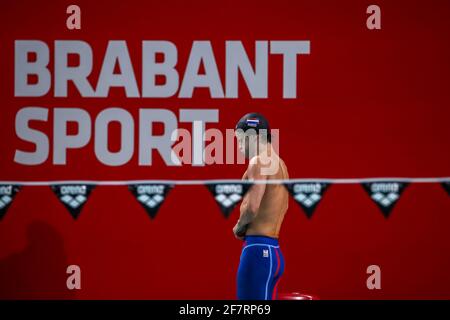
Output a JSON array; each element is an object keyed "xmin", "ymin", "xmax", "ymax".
[
  {"xmin": 362, "ymin": 182, "xmax": 408, "ymax": 218},
  {"xmin": 206, "ymin": 183, "xmax": 252, "ymax": 218},
  {"xmin": 284, "ymin": 182, "xmax": 329, "ymax": 218},
  {"xmin": 51, "ymin": 184, "xmax": 95, "ymax": 219},
  {"xmin": 0, "ymin": 185, "xmax": 21, "ymax": 219},
  {"xmin": 128, "ymin": 184, "xmax": 173, "ymax": 219}
]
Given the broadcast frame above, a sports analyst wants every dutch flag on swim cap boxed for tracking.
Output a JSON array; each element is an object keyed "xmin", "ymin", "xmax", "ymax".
[
  {"xmin": 246, "ymin": 118, "xmax": 260, "ymax": 127},
  {"xmin": 235, "ymin": 112, "xmax": 270, "ymax": 132}
]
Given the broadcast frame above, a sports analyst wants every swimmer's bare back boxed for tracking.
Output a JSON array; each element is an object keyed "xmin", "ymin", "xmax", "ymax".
[{"xmin": 238, "ymin": 154, "xmax": 289, "ymax": 239}]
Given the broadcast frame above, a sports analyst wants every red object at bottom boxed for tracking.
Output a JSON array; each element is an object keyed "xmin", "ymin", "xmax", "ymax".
[{"xmin": 278, "ymin": 292, "xmax": 320, "ymax": 300}]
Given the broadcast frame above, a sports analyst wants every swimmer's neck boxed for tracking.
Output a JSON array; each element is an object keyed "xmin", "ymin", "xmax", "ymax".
[{"xmin": 256, "ymin": 142, "xmax": 278, "ymax": 158}]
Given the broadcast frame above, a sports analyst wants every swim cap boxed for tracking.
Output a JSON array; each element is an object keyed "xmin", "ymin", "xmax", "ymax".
[{"xmin": 235, "ymin": 112, "xmax": 271, "ymax": 142}]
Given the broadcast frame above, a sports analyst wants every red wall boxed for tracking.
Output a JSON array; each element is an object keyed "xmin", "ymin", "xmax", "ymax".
[{"xmin": 1, "ymin": 0, "xmax": 450, "ymax": 299}]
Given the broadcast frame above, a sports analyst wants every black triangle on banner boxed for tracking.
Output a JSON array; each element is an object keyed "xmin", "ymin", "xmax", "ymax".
[
  {"xmin": 128, "ymin": 184, "xmax": 174, "ymax": 219},
  {"xmin": 206, "ymin": 182, "xmax": 252, "ymax": 218},
  {"xmin": 284, "ymin": 182, "xmax": 329, "ymax": 218},
  {"xmin": 0, "ymin": 185, "xmax": 21, "ymax": 220},
  {"xmin": 51, "ymin": 184, "xmax": 95, "ymax": 219},
  {"xmin": 362, "ymin": 181, "xmax": 409, "ymax": 218},
  {"xmin": 441, "ymin": 181, "xmax": 450, "ymax": 196}
]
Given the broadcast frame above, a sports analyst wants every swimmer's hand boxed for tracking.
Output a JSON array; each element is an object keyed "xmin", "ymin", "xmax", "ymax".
[{"xmin": 233, "ymin": 221, "xmax": 247, "ymax": 240}]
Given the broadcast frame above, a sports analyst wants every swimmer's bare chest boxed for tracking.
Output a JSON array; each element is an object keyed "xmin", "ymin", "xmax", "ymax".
[{"xmin": 242, "ymin": 161, "xmax": 289, "ymax": 238}]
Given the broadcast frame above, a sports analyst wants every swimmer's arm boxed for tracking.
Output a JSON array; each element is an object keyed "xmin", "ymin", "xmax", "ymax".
[{"xmin": 236, "ymin": 159, "xmax": 267, "ymax": 229}]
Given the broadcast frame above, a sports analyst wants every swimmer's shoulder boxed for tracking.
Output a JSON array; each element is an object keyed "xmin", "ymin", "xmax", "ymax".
[
  {"xmin": 247, "ymin": 155, "xmax": 288, "ymax": 180},
  {"xmin": 279, "ymin": 157, "xmax": 289, "ymax": 179}
]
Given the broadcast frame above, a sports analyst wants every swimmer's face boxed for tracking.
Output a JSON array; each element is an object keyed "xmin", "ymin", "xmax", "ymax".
[{"xmin": 235, "ymin": 130, "xmax": 257, "ymax": 159}]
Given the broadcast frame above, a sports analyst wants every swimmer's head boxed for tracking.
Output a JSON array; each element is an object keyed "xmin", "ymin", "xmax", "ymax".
[{"xmin": 235, "ymin": 113, "xmax": 271, "ymax": 158}]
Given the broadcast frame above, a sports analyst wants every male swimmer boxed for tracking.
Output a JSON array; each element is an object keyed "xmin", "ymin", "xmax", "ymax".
[{"xmin": 233, "ymin": 113, "xmax": 289, "ymax": 300}]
